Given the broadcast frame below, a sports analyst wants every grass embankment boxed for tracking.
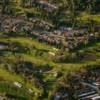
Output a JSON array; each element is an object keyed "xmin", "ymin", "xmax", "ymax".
[
  {"xmin": 1, "ymin": 32, "xmax": 100, "ymax": 71},
  {"xmin": 77, "ymin": 13, "xmax": 100, "ymax": 22},
  {"xmin": 0, "ymin": 31, "xmax": 100, "ymax": 99}
]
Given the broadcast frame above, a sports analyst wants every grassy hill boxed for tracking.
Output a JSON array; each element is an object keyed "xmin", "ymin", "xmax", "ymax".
[
  {"xmin": 0, "ymin": 0, "xmax": 100, "ymax": 99},
  {"xmin": 0, "ymin": 31, "xmax": 100, "ymax": 99}
]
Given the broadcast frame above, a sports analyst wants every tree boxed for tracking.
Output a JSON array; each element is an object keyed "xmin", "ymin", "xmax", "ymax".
[
  {"xmin": 86, "ymin": 0, "xmax": 96, "ymax": 14},
  {"xmin": 1, "ymin": 0, "xmax": 10, "ymax": 13},
  {"xmin": 20, "ymin": 0, "xmax": 33, "ymax": 8},
  {"xmin": 60, "ymin": 0, "xmax": 81, "ymax": 28}
]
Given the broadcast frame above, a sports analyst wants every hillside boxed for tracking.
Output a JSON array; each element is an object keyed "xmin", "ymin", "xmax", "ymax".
[{"xmin": 0, "ymin": 0, "xmax": 100, "ymax": 100}]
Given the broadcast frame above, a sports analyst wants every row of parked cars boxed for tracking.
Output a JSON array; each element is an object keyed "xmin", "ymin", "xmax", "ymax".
[
  {"xmin": 53, "ymin": 67, "xmax": 100, "ymax": 100},
  {"xmin": 0, "ymin": 13, "xmax": 100, "ymax": 51}
]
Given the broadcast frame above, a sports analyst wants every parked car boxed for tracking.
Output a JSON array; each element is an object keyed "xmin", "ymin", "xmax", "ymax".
[{"xmin": 91, "ymin": 96, "xmax": 100, "ymax": 100}]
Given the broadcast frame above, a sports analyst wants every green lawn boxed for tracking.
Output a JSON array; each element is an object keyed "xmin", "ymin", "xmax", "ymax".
[{"xmin": 77, "ymin": 13, "xmax": 100, "ymax": 22}]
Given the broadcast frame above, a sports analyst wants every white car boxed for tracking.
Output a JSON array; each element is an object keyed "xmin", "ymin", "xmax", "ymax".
[{"xmin": 91, "ymin": 96, "xmax": 100, "ymax": 100}]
